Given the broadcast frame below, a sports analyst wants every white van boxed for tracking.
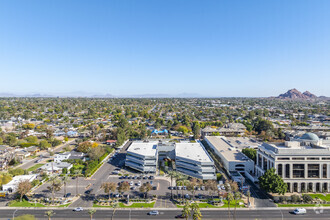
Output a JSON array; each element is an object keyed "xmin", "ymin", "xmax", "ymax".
[{"xmin": 293, "ymin": 208, "xmax": 306, "ymax": 215}]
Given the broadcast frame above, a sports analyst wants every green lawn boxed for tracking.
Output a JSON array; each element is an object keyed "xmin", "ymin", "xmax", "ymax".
[
  {"xmin": 9, "ymin": 200, "xmax": 71, "ymax": 208},
  {"xmin": 93, "ymin": 202, "xmax": 155, "ymax": 208},
  {"xmin": 9, "ymin": 200, "xmax": 45, "ymax": 207},
  {"xmin": 176, "ymin": 203, "xmax": 219, "ymax": 208},
  {"xmin": 176, "ymin": 200, "xmax": 245, "ymax": 209},
  {"xmin": 27, "ymin": 163, "xmax": 44, "ymax": 172},
  {"xmin": 303, "ymin": 194, "xmax": 330, "ymax": 202}
]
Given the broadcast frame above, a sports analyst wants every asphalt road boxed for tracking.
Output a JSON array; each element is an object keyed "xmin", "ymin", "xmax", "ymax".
[
  {"xmin": 3, "ymin": 208, "xmax": 330, "ymax": 220},
  {"xmin": 245, "ymin": 179, "xmax": 276, "ymax": 207}
]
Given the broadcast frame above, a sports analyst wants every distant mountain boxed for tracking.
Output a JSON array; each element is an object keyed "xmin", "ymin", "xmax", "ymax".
[
  {"xmin": 302, "ymin": 91, "xmax": 318, "ymax": 99},
  {"xmin": 277, "ymin": 89, "xmax": 318, "ymax": 99}
]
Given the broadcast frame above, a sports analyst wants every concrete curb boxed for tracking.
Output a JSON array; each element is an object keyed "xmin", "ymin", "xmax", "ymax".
[{"xmin": 2, "ymin": 206, "xmax": 330, "ymax": 210}]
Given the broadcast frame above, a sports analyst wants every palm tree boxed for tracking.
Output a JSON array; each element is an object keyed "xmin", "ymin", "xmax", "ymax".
[
  {"xmin": 178, "ymin": 179, "xmax": 190, "ymax": 201},
  {"xmin": 227, "ymin": 192, "xmax": 234, "ymax": 220},
  {"xmin": 234, "ymin": 191, "xmax": 241, "ymax": 220},
  {"xmin": 174, "ymin": 173, "xmax": 185, "ymax": 199},
  {"xmin": 191, "ymin": 202, "xmax": 202, "ymax": 220},
  {"xmin": 45, "ymin": 210, "xmax": 55, "ymax": 220},
  {"xmin": 111, "ymin": 202, "xmax": 119, "ymax": 220},
  {"xmin": 168, "ymin": 170, "xmax": 176, "ymax": 199},
  {"xmin": 88, "ymin": 209, "xmax": 96, "ymax": 220},
  {"xmin": 62, "ymin": 175, "xmax": 69, "ymax": 197},
  {"xmin": 182, "ymin": 201, "xmax": 191, "ymax": 220},
  {"xmin": 47, "ymin": 176, "xmax": 61, "ymax": 205}
]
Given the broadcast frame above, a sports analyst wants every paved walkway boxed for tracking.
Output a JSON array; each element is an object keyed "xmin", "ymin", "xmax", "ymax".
[{"xmin": 154, "ymin": 196, "xmax": 176, "ymax": 208}]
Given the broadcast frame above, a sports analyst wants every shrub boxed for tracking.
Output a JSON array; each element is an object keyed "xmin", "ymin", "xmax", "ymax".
[
  {"xmin": 291, "ymin": 195, "xmax": 300, "ymax": 203},
  {"xmin": 302, "ymin": 194, "xmax": 313, "ymax": 203}
]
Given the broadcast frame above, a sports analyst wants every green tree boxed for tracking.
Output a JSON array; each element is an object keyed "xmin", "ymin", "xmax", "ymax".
[
  {"xmin": 77, "ymin": 141, "xmax": 93, "ymax": 153},
  {"xmin": 259, "ymin": 168, "xmax": 287, "ymax": 195},
  {"xmin": 26, "ymin": 136, "xmax": 38, "ymax": 144},
  {"xmin": 39, "ymin": 140, "xmax": 51, "ymax": 150},
  {"xmin": 192, "ymin": 122, "xmax": 200, "ymax": 139},
  {"xmin": 241, "ymin": 148, "xmax": 256, "ymax": 162}
]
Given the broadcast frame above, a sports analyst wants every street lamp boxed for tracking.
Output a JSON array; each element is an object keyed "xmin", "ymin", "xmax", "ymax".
[{"xmin": 12, "ymin": 209, "xmax": 18, "ymax": 220}]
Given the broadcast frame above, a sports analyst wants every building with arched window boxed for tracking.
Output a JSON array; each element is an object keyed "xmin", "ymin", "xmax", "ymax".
[{"xmin": 256, "ymin": 133, "xmax": 330, "ymax": 193}]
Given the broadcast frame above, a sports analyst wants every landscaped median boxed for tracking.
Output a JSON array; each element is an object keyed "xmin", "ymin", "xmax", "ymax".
[
  {"xmin": 175, "ymin": 199, "xmax": 245, "ymax": 208},
  {"xmin": 8, "ymin": 199, "xmax": 71, "ymax": 208},
  {"xmin": 93, "ymin": 202, "xmax": 155, "ymax": 208},
  {"xmin": 274, "ymin": 193, "xmax": 330, "ymax": 207}
]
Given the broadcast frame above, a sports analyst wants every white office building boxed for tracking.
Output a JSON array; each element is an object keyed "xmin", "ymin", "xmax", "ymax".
[
  {"xmin": 125, "ymin": 140, "xmax": 216, "ymax": 179},
  {"xmin": 175, "ymin": 142, "xmax": 216, "ymax": 180},
  {"xmin": 125, "ymin": 141, "xmax": 158, "ymax": 173},
  {"xmin": 256, "ymin": 133, "xmax": 330, "ymax": 193}
]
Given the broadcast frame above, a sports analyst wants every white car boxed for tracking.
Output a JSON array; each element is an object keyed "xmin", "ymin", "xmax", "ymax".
[
  {"xmin": 73, "ymin": 207, "xmax": 84, "ymax": 212},
  {"xmin": 148, "ymin": 211, "xmax": 159, "ymax": 215},
  {"xmin": 136, "ymin": 181, "xmax": 141, "ymax": 186},
  {"xmin": 293, "ymin": 208, "xmax": 306, "ymax": 215},
  {"xmin": 130, "ymin": 181, "xmax": 134, "ymax": 186}
]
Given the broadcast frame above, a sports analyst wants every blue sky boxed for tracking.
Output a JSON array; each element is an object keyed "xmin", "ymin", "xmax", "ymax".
[{"xmin": 0, "ymin": 0, "xmax": 329, "ymax": 97}]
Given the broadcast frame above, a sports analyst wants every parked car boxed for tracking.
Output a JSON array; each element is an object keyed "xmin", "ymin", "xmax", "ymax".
[
  {"xmin": 175, "ymin": 214, "xmax": 185, "ymax": 219},
  {"xmin": 149, "ymin": 176, "xmax": 155, "ymax": 180},
  {"xmin": 112, "ymin": 171, "xmax": 119, "ymax": 175},
  {"xmin": 130, "ymin": 181, "xmax": 134, "ymax": 186},
  {"xmin": 184, "ymin": 194, "xmax": 190, "ymax": 199},
  {"xmin": 73, "ymin": 207, "xmax": 84, "ymax": 212},
  {"xmin": 201, "ymin": 186, "xmax": 205, "ymax": 191},
  {"xmin": 147, "ymin": 211, "xmax": 159, "ymax": 215},
  {"xmin": 293, "ymin": 208, "xmax": 306, "ymax": 215},
  {"xmin": 136, "ymin": 181, "xmax": 141, "ymax": 186},
  {"xmin": 85, "ymin": 189, "xmax": 92, "ymax": 194}
]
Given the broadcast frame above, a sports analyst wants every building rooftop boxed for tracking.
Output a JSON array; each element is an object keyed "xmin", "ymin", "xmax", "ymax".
[
  {"xmin": 175, "ymin": 142, "xmax": 213, "ymax": 163},
  {"xmin": 223, "ymin": 137, "xmax": 261, "ymax": 149},
  {"xmin": 260, "ymin": 141, "xmax": 330, "ymax": 156},
  {"xmin": 205, "ymin": 136, "xmax": 251, "ymax": 162},
  {"xmin": 127, "ymin": 141, "xmax": 158, "ymax": 157}
]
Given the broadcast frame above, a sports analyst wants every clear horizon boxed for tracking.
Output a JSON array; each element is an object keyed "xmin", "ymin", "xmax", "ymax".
[{"xmin": 1, "ymin": 0, "xmax": 330, "ymax": 97}]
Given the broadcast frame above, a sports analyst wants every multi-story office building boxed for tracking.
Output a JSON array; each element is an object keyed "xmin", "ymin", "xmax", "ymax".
[
  {"xmin": 175, "ymin": 142, "xmax": 216, "ymax": 180},
  {"xmin": 256, "ymin": 133, "xmax": 330, "ymax": 193},
  {"xmin": 125, "ymin": 140, "xmax": 216, "ymax": 179},
  {"xmin": 125, "ymin": 141, "xmax": 158, "ymax": 173}
]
